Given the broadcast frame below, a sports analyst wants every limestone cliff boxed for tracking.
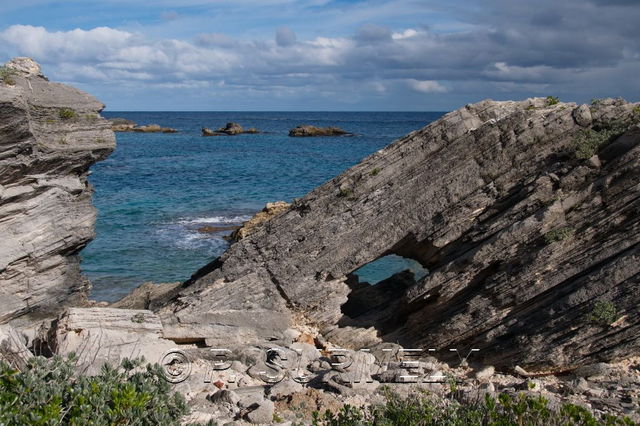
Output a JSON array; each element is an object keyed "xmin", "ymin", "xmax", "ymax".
[
  {"xmin": 160, "ymin": 97, "xmax": 640, "ymax": 369},
  {"xmin": 0, "ymin": 58, "xmax": 115, "ymax": 326}
]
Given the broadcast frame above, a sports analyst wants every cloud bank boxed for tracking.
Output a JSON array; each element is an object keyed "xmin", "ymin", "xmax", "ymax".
[{"xmin": 0, "ymin": 0, "xmax": 638, "ymax": 110}]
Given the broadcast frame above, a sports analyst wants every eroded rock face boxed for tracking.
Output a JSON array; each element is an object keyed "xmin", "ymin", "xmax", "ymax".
[
  {"xmin": 160, "ymin": 97, "xmax": 640, "ymax": 369},
  {"xmin": 0, "ymin": 58, "xmax": 115, "ymax": 326}
]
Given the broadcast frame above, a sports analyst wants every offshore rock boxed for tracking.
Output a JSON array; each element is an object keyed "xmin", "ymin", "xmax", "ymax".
[
  {"xmin": 202, "ymin": 122, "xmax": 260, "ymax": 136},
  {"xmin": 289, "ymin": 125, "xmax": 352, "ymax": 137},
  {"xmin": 160, "ymin": 97, "xmax": 640, "ymax": 369},
  {"xmin": 0, "ymin": 58, "xmax": 115, "ymax": 327}
]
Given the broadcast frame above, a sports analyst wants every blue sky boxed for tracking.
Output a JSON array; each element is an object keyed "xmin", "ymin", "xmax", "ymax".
[{"xmin": 1, "ymin": 0, "xmax": 639, "ymax": 111}]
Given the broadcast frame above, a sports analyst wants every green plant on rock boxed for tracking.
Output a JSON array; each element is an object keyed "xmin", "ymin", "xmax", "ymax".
[
  {"xmin": 370, "ymin": 167, "xmax": 381, "ymax": 176},
  {"xmin": 0, "ymin": 66, "xmax": 16, "ymax": 85},
  {"xmin": 546, "ymin": 96, "xmax": 560, "ymax": 106},
  {"xmin": 0, "ymin": 355, "xmax": 188, "ymax": 425},
  {"xmin": 633, "ymin": 105, "xmax": 640, "ymax": 115},
  {"xmin": 337, "ymin": 188, "xmax": 353, "ymax": 198},
  {"xmin": 544, "ymin": 226, "xmax": 575, "ymax": 244},
  {"xmin": 588, "ymin": 300, "xmax": 619, "ymax": 326},
  {"xmin": 58, "ymin": 108, "xmax": 77, "ymax": 120},
  {"xmin": 574, "ymin": 120, "xmax": 630, "ymax": 160}
]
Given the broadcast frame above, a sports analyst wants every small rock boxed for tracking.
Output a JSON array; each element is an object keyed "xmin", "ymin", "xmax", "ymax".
[
  {"xmin": 295, "ymin": 332, "xmax": 315, "ymax": 345},
  {"xmin": 575, "ymin": 363, "xmax": 611, "ymax": 379},
  {"xmin": 587, "ymin": 155, "xmax": 602, "ymax": 168},
  {"xmin": 245, "ymin": 399, "xmax": 275, "ymax": 424},
  {"xmin": 475, "ymin": 366, "xmax": 495, "ymax": 382},
  {"xmin": 209, "ymin": 389, "xmax": 240, "ymax": 406},
  {"xmin": 573, "ymin": 104, "xmax": 593, "ymax": 127},
  {"xmin": 269, "ymin": 378, "xmax": 303, "ymax": 398}
]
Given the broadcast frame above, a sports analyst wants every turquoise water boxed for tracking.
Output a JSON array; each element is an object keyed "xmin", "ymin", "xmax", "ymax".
[{"xmin": 85, "ymin": 112, "xmax": 443, "ymax": 301}]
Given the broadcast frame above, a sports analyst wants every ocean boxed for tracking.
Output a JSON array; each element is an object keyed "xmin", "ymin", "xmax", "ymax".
[{"xmin": 85, "ymin": 111, "xmax": 444, "ymax": 302}]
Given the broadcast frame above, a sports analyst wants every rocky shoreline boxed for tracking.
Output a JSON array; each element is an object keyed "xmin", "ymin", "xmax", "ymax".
[{"xmin": 1, "ymin": 58, "xmax": 639, "ymax": 424}]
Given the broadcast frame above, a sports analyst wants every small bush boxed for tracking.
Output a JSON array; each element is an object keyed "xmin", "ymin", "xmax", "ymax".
[
  {"xmin": 591, "ymin": 98, "xmax": 602, "ymax": 106},
  {"xmin": 633, "ymin": 105, "xmax": 640, "ymax": 115},
  {"xmin": 58, "ymin": 108, "xmax": 77, "ymax": 120},
  {"xmin": 589, "ymin": 300, "xmax": 618, "ymax": 326},
  {"xmin": 0, "ymin": 355, "xmax": 188, "ymax": 425},
  {"xmin": 544, "ymin": 226, "xmax": 575, "ymax": 244},
  {"xmin": 338, "ymin": 188, "xmax": 353, "ymax": 198},
  {"xmin": 574, "ymin": 121, "xmax": 630, "ymax": 160},
  {"xmin": 0, "ymin": 66, "xmax": 16, "ymax": 85},
  {"xmin": 370, "ymin": 168, "xmax": 381, "ymax": 176},
  {"xmin": 526, "ymin": 105, "xmax": 536, "ymax": 111},
  {"xmin": 546, "ymin": 96, "xmax": 560, "ymax": 106}
]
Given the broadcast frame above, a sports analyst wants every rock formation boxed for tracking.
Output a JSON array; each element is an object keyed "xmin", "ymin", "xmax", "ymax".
[
  {"xmin": 160, "ymin": 97, "xmax": 640, "ymax": 369},
  {"xmin": 202, "ymin": 122, "xmax": 260, "ymax": 136},
  {"xmin": 289, "ymin": 125, "xmax": 352, "ymax": 137},
  {"xmin": 0, "ymin": 58, "xmax": 115, "ymax": 327},
  {"xmin": 108, "ymin": 118, "xmax": 177, "ymax": 133},
  {"xmin": 230, "ymin": 201, "xmax": 291, "ymax": 241}
]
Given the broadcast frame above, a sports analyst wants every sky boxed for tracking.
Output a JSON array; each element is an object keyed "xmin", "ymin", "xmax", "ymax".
[{"xmin": 0, "ymin": 0, "xmax": 639, "ymax": 111}]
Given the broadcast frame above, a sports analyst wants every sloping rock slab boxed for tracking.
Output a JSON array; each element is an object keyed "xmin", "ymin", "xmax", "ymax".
[{"xmin": 45, "ymin": 308, "xmax": 176, "ymax": 374}]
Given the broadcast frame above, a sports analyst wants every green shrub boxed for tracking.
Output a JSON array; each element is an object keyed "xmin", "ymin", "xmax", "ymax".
[
  {"xmin": 58, "ymin": 108, "xmax": 77, "ymax": 120},
  {"xmin": 0, "ymin": 66, "xmax": 16, "ymax": 85},
  {"xmin": 574, "ymin": 121, "xmax": 629, "ymax": 160},
  {"xmin": 311, "ymin": 390, "xmax": 632, "ymax": 426},
  {"xmin": 546, "ymin": 96, "xmax": 560, "ymax": 106},
  {"xmin": 338, "ymin": 188, "xmax": 353, "ymax": 198},
  {"xmin": 633, "ymin": 105, "xmax": 640, "ymax": 115},
  {"xmin": 544, "ymin": 226, "xmax": 575, "ymax": 244},
  {"xmin": 370, "ymin": 168, "xmax": 381, "ymax": 176},
  {"xmin": 588, "ymin": 300, "xmax": 619, "ymax": 326},
  {"xmin": 0, "ymin": 355, "xmax": 188, "ymax": 425}
]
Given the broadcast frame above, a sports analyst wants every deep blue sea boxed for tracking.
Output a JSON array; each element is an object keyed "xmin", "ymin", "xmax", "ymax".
[{"xmin": 85, "ymin": 111, "xmax": 443, "ymax": 302}]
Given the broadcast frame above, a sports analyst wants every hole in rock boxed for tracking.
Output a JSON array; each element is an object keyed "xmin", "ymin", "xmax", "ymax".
[
  {"xmin": 338, "ymin": 255, "xmax": 429, "ymax": 335},
  {"xmin": 352, "ymin": 254, "xmax": 427, "ymax": 285}
]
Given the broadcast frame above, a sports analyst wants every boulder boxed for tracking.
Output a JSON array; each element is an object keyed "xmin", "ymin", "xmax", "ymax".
[
  {"xmin": 217, "ymin": 122, "xmax": 244, "ymax": 135},
  {"xmin": 0, "ymin": 57, "xmax": 115, "ymax": 326},
  {"xmin": 289, "ymin": 125, "xmax": 353, "ymax": 137},
  {"xmin": 44, "ymin": 307, "xmax": 177, "ymax": 374}
]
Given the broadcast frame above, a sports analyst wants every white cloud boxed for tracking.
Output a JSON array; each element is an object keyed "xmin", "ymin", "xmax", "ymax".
[{"xmin": 407, "ymin": 79, "xmax": 447, "ymax": 93}]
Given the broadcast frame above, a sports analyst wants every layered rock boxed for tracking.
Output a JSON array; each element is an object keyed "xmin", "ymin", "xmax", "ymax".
[
  {"xmin": 0, "ymin": 58, "xmax": 115, "ymax": 327},
  {"xmin": 160, "ymin": 97, "xmax": 640, "ymax": 369}
]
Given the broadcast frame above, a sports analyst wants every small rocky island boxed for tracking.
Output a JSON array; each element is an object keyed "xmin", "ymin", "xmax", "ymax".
[
  {"xmin": 1, "ymin": 58, "xmax": 639, "ymax": 424},
  {"xmin": 289, "ymin": 124, "xmax": 353, "ymax": 137},
  {"xmin": 109, "ymin": 118, "xmax": 177, "ymax": 133},
  {"xmin": 202, "ymin": 122, "xmax": 260, "ymax": 136}
]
